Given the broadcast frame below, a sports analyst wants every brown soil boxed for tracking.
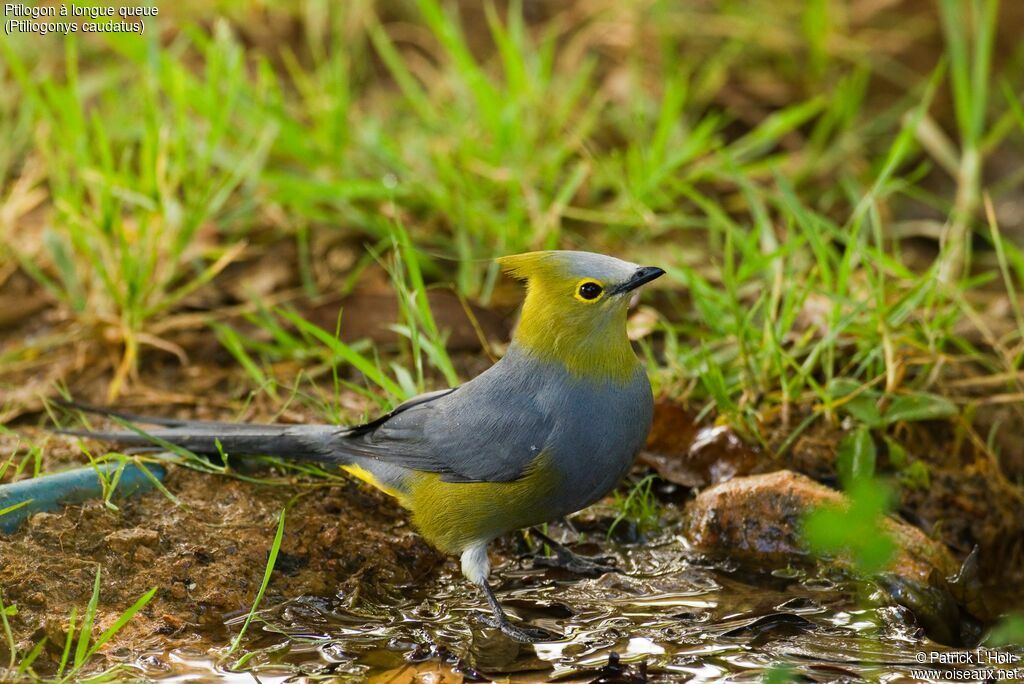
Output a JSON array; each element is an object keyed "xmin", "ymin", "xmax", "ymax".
[{"xmin": 0, "ymin": 458, "xmax": 441, "ymax": 677}]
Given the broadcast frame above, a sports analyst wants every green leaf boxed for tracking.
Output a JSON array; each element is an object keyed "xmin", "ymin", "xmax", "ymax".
[
  {"xmin": 884, "ymin": 436, "xmax": 908, "ymax": 468},
  {"xmin": 803, "ymin": 507, "xmax": 845, "ymax": 556},
  {"xmin": 763, "ymin": 663, "xmax": 794, "ymax": 684},
  {"xmin": 986, "ymin": 614, "xmax": 1024, "ymax": 647},
  {"xmin": 85, "ymin": 587, "xmax": 158, "ymax": 662},
  {"xmin": 827, "ymin": 379, "xmax": 882, "ymax": 427},
  {"xmin": 0, "ymin": 589, "xmax": 16, "ymax": 671},
  {"xmin": 883, "ymin": 393, "xmax": 958, "ymax": 424},
  {"xmin": 74, "ymin": 567, "xmax": 102, "ymax": 668},
  {"xmin": 57, "ymin": 606, "xmax": 77, "ymax": 677},
  {"xmin": 0, "ymin": 499, "xmax": 33, "ymax": 518},
  {"xmin": 279, "ymin": 308, "xmax": 406, "ymax": 401},
  {"xmin": 900, "ymin": 461, "xmax": 931, "ymax": 490},
  {"xmin": 827, "ymin": 378, "xmax": 861, "ymax": 397},
  {"xmin": 803, "ymin": 477, "xmax": 895, "ymax": 576},
  {"xmin": 856, "ymin": 529, "xmax": 897, "ymax": 573},
  {"xmin": 16, "ymin": 636, "xmax": 47, "ymax": 675},
  {"xmin": 840, "ymin": 395, "xmax": 883, "ymax": 428},
  {"xmin": 226, "ymin": 506, "xmax": 288, "ymax": 657},
  {"xmin": 43, "ymin": 228, "xmax": 85, "ymax": 311},
  {"xmin": 836, "ymin": 427, "xmax": 876, "ymax": 485}
]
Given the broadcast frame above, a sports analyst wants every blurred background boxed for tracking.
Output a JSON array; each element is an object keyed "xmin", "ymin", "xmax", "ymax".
[{"xmin": 2, "ymin": 0, "xmax": 1024, "ymax": 679}]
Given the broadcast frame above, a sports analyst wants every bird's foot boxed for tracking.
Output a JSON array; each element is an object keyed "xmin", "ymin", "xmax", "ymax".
[
  {"xmin": 532, "ymin": 550, "xmax": 617, "ymax": 576},
  {"xmin": 527, "ymin": 527, "xmax": 617, "ymax": 576},
  {"xmin": 476, "ymin": 612, "xmax": 557, "ymax": 643}
]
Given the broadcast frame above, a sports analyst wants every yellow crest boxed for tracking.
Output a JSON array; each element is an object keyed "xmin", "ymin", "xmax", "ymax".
[{"xmin": 496, "ymin": 252, "xmax": 560, "ymax": 281}]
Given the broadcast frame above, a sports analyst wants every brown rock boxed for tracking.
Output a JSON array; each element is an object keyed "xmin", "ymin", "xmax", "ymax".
[
  {"xmin": 134, "ymin": 546, "xmax": 157, "ymax": 565},
  {"xmin": 684, "ymin": 471, "xmax": 982, "ymax": 645},
  {"xmin": 684, "ymin": 470, "xmax": 958, "ymax": 584},
  {"xmin": 104, "ymin": 527, "xmax": 160, "ymax": 554}
]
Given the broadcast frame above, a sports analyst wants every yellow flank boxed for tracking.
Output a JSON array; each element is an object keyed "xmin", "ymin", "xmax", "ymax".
[
  {"xmin": 498, "ymin": 252, "xmax": 637, "ymax": 382},
  {"xmin": 404, "ymin": 454, "xmax": 561, "ymax": 555},
  {"xmin": 342, "ymin": 464, "xmax": 405, "ymax": 501}
]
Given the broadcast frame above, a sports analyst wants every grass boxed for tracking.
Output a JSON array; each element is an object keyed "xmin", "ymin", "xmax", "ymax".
[
  {"xmin": 223, "ymin": 505, "xmax": 288, "ymax": 665},
  {"xmin": 208, "ymin": 220, "xmax": 459, "ymax": 425},
  {"xmin": 2, "ymin": 0, "xmax": 1022, "ymax": 426},
  {"xmin": 0, "ymin": 567, "xmax": 156, "ymax": 683},
  {"xmin": 2, "ymin": 0, "xmax": 1024, "ymax": 668},
  {"xmin": 608, "ymin": 474, "xmax": 661, "ymax": 541}
]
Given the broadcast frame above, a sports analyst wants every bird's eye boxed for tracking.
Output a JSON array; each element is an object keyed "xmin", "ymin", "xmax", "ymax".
[{"xmin": 576, "ymin": 280, "xmax": 604, "ymax": 302}]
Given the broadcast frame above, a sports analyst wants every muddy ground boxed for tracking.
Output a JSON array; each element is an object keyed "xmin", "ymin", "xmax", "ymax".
[{"xmin": 0, "ymin": 434, "xmax": 442, "ymax": 677}]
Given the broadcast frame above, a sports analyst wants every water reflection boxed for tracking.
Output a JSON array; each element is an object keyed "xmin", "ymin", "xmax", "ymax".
[{"xmin": 129, "ymin": 516, "xmax": 1020, "ymax": 682}]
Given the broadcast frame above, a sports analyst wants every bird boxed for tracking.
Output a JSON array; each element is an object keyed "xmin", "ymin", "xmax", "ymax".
[{"xmin": 59, "ymin": 250, "xmax": 664, "ymax": 642}]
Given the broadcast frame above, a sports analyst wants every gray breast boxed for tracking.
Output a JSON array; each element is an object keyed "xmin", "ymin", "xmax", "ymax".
[
  {"xmin": 352, "ymin": 344, "xmax": 654, "ymax": 510},
  {"xmin": 534, "ymin": 362, "xmax": 654, "ymax": 516}
]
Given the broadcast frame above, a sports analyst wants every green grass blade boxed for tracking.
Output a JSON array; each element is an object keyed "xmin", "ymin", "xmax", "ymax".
[
  {"xmin": 279, "ymin": 308, "xmax": 406, "ymax": 400},
  {"xmin": 225, "ymin": 506, "xmax": 287, "ymax": 657},
  {"xmin": 15, "ymin": 636, "xmax": 47, "ymax": 676},
  {"xmin": 57, "ymin": 606, "xmax": 77, "ymax": 678},
  {"xmin": 85, "ymin": 587, "xmax": 158, "ymax": 661},
  {"xmin": 73, "ymin": 566, "xmax": 102, "ymax": 669}
]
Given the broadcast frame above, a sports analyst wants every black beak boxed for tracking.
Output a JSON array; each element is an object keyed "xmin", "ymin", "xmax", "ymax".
[{"xmin": 612, "ymin": 266, "xmax": 665, "ymax": 295}]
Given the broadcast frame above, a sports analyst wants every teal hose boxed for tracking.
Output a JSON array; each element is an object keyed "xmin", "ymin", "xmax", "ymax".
[{"xmin": 0, "ymin": 462, "xmax": 166, "ymax": 534}]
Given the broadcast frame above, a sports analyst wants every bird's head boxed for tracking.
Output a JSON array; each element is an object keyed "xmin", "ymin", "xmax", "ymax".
[{"xmin": 498, "ymin": 250, "xmax": 664, "ymax": 381}]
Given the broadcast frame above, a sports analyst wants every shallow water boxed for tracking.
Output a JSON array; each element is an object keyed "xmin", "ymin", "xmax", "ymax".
[{"xmin": 123, "ymin": 512, "xmax": 1021, "ymax": 682}]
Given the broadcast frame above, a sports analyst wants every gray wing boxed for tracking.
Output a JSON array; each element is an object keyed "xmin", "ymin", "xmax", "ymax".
[{"xmin": 336, "ymin": 363, "xmax": 554, "ymax": 483}]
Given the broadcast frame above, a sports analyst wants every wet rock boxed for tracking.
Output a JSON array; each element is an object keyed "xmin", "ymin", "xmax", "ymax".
[
  {"xmin": 640, "ymin": 402, "xmax": 758, "ymax": 488},
  {"xmin": 877, "ymin": 604, "xmax": 924, "ymax": 640},
  {"xmin": 684, "ymin": 470, "xmax": 958, "ymax": 582},
  {"xmin": 947, "ymin": 546, "xmax": 997, "ymax": 622},
  {"xmin": 875, "ymin": 574, "xmax": 966, "ymax": 645},
  {"xmin": 274, "ymin": 551, "xmax": 308, "ymax": 576},
  {"xmin": 683, "ymin": 470, "xmax": 974, "ymax": 644}
]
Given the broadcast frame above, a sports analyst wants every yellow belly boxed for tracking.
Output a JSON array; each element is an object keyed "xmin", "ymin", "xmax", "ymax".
[
  {"xmin": 343, "ymin": 456, "xmax": 560, "ymax": 555},
  {"xmin": 403, "ymin": 456, "xmax": 560, "ymax": 555}
]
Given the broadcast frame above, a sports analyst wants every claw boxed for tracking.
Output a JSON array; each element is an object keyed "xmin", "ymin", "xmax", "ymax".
[{"xmin": 477, "ymin": 612, "xmax": 557, "ymax": 643}]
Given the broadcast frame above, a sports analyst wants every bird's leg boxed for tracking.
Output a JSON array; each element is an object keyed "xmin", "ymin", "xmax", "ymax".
[
  {"xmin": 528, "ymin": 526, "xmax": 617, "ymax": 576},
  {"xmin": 476, "ymin": 580, "xmax": 554, "ymax": 643},
  {"xmin": 462, "ymin": 543, "xmax": 554, "ymax": 643}
]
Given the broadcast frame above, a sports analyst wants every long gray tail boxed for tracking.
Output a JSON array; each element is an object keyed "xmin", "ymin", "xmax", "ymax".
[{"xmin": 56, "ymin": 402, "xmax": 345, "ymax": 463}]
